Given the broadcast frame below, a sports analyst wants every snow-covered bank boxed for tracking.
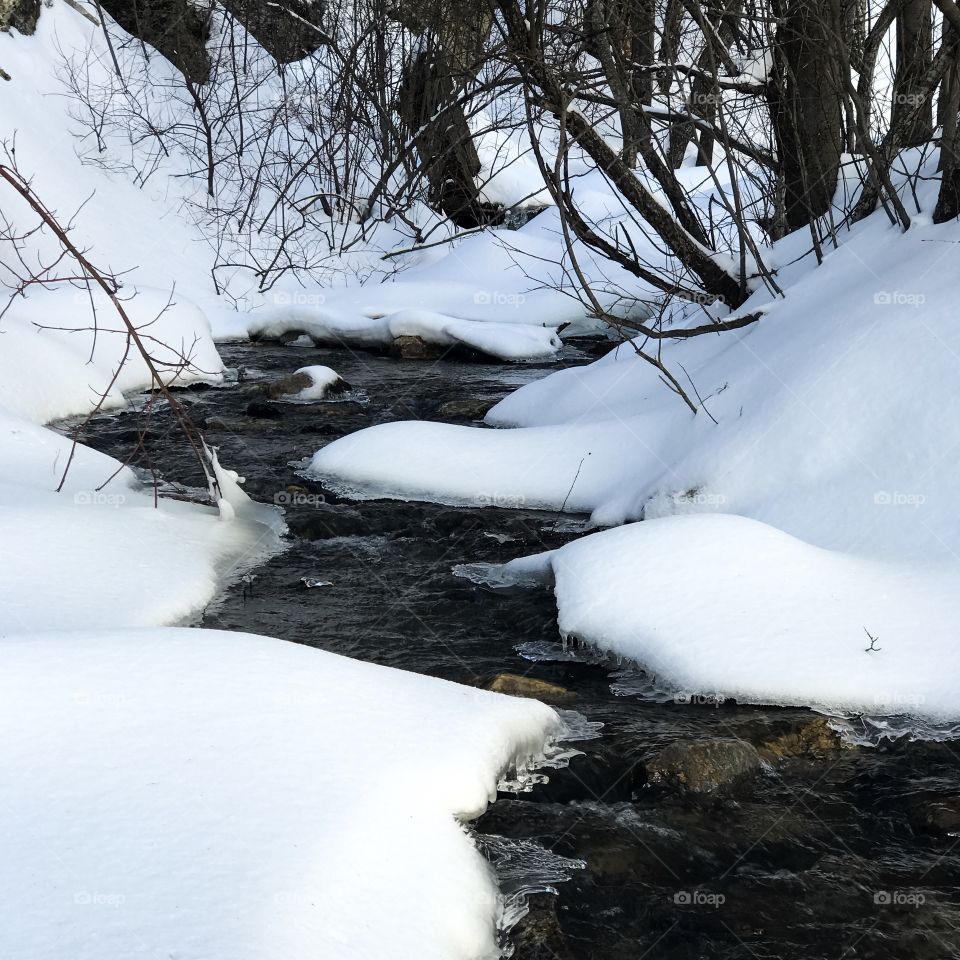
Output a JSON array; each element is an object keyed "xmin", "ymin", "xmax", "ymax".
[
  {"xmin": 232, "ymin": 302, "xmax": 564, "ymax": 361},
  {"xmin": 498, "ymin": 516, "xmax": 960, "ymax": 720},
  {"xmin": 0, "ymin": 628, "xmax": 562, "ymax": 960},
  {"xmin": 0, "ymin": 281, "xmax": 282, "ymax": 632},
  {"xmin": 0, "ymin": 2, "xmax": 608, "ymax": 364},
  {"xmin": 0, "ymin": 415, "xmax": 280, "ymax": 631},
  {"xmin": 0, "ymin": 288, "xmax": 224, "ymax": 422},
  {"xmin": 308, "ymin": 171, "xmax": 960, "ymax": 720},
  {"xmin": 206, "ymin": 223, "xmax": 624, "ymax": 360}
]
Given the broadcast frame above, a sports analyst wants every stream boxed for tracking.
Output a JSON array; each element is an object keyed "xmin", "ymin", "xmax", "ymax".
[{"xmin": 77, "ymin": 339, "xmax": 960, "ymax": 960}]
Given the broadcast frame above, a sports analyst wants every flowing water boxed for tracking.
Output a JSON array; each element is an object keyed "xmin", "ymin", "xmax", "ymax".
[{"xmin": 76, "ymin": 339, "xmax": 960, "ymax": 960}]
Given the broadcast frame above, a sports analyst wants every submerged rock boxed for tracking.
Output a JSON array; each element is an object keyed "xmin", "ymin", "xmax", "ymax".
[
  {"xmin": 260, "ymin": 368, "xmax": 351, "ymax": 400},
  {"xmin": 760, "ymin": 716, "xmax": 844, "ymax": 761},
  {"xmin": 438, "ymin": 398, "xmax": 495, "ymax": 420},
  {"xmin": 511, "ymin": 895, "xmax": 574, "ymax": 960},
  {"xmin": 204, "ymin": 415, "xmax": 279, "ymax": 433},
  {"xmin": 390, "ymin": 335, "xmax": 445, "ymax": 360},
  {"xmin": 245, "ymin": 398, "xmax": 285, "ymax": 419},
  {"xmin": 259, "ymin": 371, "xmax": 314, "ymax": 398},
  {"xmin": 486, "ymin": 673, "xmax": 574, "ymax": 703},
  {"xmin": 286, "ymin": 503, "xmax": 369, "ymax": 540},
  {"xmin": 909, "ymin": 796, "xmax": 960, "ymax": 837},
  {"xmin": 648, "ymin": 738, "xmax": 762, "ymax": 794}
]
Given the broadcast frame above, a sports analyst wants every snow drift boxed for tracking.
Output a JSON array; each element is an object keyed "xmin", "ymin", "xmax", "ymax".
[{"xmin": 0, "ymin": 628, "xmax": 562, "ymax": 960}]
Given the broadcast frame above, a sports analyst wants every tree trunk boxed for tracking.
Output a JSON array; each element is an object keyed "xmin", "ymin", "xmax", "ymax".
[
  {"xmin": 97, "ymin": 0, "xmax": 213, "ymax": 83},
  {"xmin": 768, "ymin": 0, "xmax": 845, "ymax": 229},
  {"xmin": 218, "ymin": 0, "xmax": 328, "ymax": 63},
  {"xmin": 934, "ymin": 37, "xmax": 960, "ymax": 218},
  {"xmin": 394, "ymin": 1, "xmax": 501, "ymax": 227},
  {"xmin": 892, "ymin": 0, "xmax": 934, "ymax": 146}
]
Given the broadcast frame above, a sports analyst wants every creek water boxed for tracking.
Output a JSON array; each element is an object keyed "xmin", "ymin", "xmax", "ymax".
[{"xmin": 77, "ymin": 339, "xmax": 960, "ymax": 960}]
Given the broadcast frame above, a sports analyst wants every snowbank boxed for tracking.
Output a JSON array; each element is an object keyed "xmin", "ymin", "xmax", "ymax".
[
  {"xmin": 501, "ymin": 516, "xmax": 960, "ymax": 719},
  {"xmin": 0, "ymin": 278, "xmax": 277, "ymax": 633},
  {"xmin": 237, "ymin": 302, "xmax": 563, "ymax": 361},
  {"xmin": 0, "ymin": 287, "xmax": 224, "ymax": 423},
  {"xmin": 308, "ymin": 170, "xmax": 960, "ymax": 719},
  {"xmin": 0, "ymin": 628, "xmax": 562, "ymax": 960}
]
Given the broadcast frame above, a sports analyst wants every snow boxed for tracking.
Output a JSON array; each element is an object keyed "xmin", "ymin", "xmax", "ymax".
[
  {"xmin": 500, "ymin": 516, "xmax": 960, "ymax": 719},
  {"xmin": 308, "ymin": 418, "xmax": 624, "ymax": 508},
  {"xmin": 307, "ymin": 155, "xmax": 960, "ymax": 720},
  {"xmin": 0, "ymin": 287, "xmax": 224, "ymax": 423},
  {"xmin": 289, "ymin": 364, "xmax": 347, "ymax": 399},
  {"xmin": 0, "ymin": 628, "xmax": 563, "ymax": 960},
  {"xmin": 237, "ymin": 302, "xmax": 563, "ymax": 361}
]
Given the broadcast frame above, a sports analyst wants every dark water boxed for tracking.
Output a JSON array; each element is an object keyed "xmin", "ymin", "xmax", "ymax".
[{"xmin": 76, "ymin": 340, "xmax": 960, "ymax": 960}]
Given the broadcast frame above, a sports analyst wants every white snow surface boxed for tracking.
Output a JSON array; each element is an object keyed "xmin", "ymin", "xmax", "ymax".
[
  {"xmin": 504, "ymin": 516, "xmax": 960, "ymax": 719},
  {"xmin": 235, "ymin": 302, "xmax": 564, "ymax": 361},
  {"xmin": 0, "ymin": 287, "xmax": 224, "ymax": 423},
  {"xmin": 289, "ymin": 364, "xmax": 347, "ymax": 399},
  {"xmin": 0, "ymin": 413, "xmax": 282, "ymax": 632},
  {"xmin": 0, "ymin": 628, "xmax": 562, "ymax": 960},
  {"xmin": 0, "ymin": 281, "xmax": 279, "ymax": 634},
  {"xmin": 309, "ymin": 162, "xmax": 960, "ymax": 720}
]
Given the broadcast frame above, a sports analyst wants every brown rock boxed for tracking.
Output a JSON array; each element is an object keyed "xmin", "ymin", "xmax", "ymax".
[
  {"xmin": 485, "ymin": 673, "xmax": 574, "ymax": 703},
  {"xmin": 761, "ymin": 716, "xmax": 843, "ymax": 761},
  {"xmin": 648, "ymin": 738, "xmax": 762, "ymax": 794},
  {"xmin": 390, "ymin": 335, "xmax": 445, "ymax": 360},
  {"xmin": 511, "ymin": 896, "xmax": 574, "ymax": 960},
  {"xmin": 260, "ymin": 371, "xmax": 315, "ymax": 398}
]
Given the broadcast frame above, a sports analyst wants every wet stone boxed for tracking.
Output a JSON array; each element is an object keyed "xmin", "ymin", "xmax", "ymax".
[
  {"xmin": 437, "ymin": 398, "xmax": 495, "ymax": 420},
  {"xmin": 390, "ymin": 335, "xmax": 445, "ymax": 360},
  {"xmin": 647, "ymin": 738, "xmax": 763, "ymax": 795},
  {"xmin": 909, "ymin": 795, "xmax": 960, "ymax": 837},
  {"xmin": 759, "ymin": 715, "xmax": 845, "ymax": 761},
  {"xmin": 245, "ymin": 398, "xmax": 285, "ymax": 419},
  {"xmin": 485, "ymin": 672, "xmax": 574, "ymax": 703},
  {"xmin": 259, "ymin": 371, "xmax": 314, "ymax": 397},
  {"xmin": 203, "ymin": 415, "xmax": 279, "ymax": 433},
  {"xmin": 511, "ymin": 895, "xmax": 575, "ymax": 960}
]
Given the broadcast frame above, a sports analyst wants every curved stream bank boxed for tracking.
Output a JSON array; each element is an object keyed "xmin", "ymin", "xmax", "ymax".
[{"xmin": 76, "ymin": 340, "xmax": 960, "ymax": 959}]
